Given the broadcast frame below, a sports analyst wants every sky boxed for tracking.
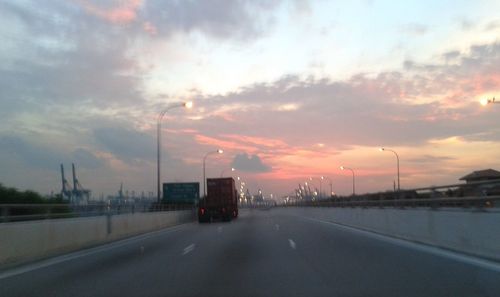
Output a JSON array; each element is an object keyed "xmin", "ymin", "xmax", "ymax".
[{"xmin": 0, "ymin": 0, "xmax": 499, "ymax": 198}]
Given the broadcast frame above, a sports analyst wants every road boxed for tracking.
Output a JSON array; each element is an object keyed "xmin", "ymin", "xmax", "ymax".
[{"xmin": 1, "ymin": 208, "xmax": 499, "ymax": 297}]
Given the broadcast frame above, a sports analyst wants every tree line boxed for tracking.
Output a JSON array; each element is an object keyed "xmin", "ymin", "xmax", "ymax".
[{"xmin": 0, "ymin": 183, "xmax": 66, "ymax": 204}]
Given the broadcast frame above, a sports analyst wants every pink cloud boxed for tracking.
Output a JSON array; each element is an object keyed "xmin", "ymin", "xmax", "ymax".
[
  {"xmin": 164, "ymin": 128, "xmax": 199, "ymax": 135},
  {"xmin": 221, "ymin": 134, "xmax": 289, "ymax": 149},
  {"xmin": 143, "ymin": 21, "xmax": 158, "ymax": 36},
  {"xmin": 79, "ymin": 0, "xmax": 143, "ymax": 24},
  {"xmin": 194, "ymin": 134, "xmax": 260, "ymax": 153}
]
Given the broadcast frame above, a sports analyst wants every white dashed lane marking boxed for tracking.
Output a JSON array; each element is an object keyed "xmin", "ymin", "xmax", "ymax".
[{"xmin": 182, "ymin": 244, "xmax": 196, "ymax": 255}]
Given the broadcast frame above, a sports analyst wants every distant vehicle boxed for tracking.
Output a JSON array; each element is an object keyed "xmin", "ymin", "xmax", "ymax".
[{"xmin": 199, "ymin": 177, "xmax": 238, "ymax": 223}]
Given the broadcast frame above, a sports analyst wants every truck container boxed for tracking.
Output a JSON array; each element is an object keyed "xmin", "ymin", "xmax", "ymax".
[{"xmin": 198, "ymin": 177, "xmax": 238, "ymax": 222}]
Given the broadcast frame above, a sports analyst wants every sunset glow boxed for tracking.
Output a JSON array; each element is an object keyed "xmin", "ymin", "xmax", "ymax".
[{"xmin": 0, "ymin": 0, "xmax": 499, "ymax": 197}]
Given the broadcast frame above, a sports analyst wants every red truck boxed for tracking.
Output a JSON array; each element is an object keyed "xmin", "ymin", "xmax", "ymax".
[{"xmin": 198, "ymin": 177, "xmax": 238, "ymax": 222}]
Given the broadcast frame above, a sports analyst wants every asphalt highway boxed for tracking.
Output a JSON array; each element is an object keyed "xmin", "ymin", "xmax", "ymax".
[{"xmin": 1, "ymin": 208, "xmax": 499, "ymax": 297}]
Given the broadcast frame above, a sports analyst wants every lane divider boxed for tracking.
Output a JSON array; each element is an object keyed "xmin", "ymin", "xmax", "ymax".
[{"xmin": 288, "ymin": 239, "xmax": 296, "ymax": 249}]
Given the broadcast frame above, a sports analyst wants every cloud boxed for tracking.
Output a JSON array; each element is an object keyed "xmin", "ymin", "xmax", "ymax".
[
  {"xmin": 442, "ymin": 50, "xmax": 461, "ymax": 62},
  {"xmin": 143, "ymin": 21, "xmax": 158, "ymax": 35},
  {"xmin": 75, "ymin": 0, "xmax": 282, "ymax": 40},
  {"xmin": 290, "ymin": 0, "xmax": 312, "ymax": 18},
  {"xmin": 93, "ymin": 127, "xmax": 155, "ymax": 162},
  {"xmin": 0, "ymin": 136, "xmax": 61, "ymax": 170},
  {"xmin": 0, "ymin": 136, "xmax": 104, "ymax": 170},
  {"xmin": 276, "ymin": 103, "xmax": 300, "ymax": 111},
  {"xmin": 195, "ymin": 134, "xmax": 260, "ymax": 154},
  {"xmin": 458, "ymin": 18, "xmax": 475, "ymax": 31},
  {"xmin": 78, "ymin": 0, "xmax": 143, "ymax": 24},
  {"xmin": 1, "ymin": 0, "xmax": 500, "ymax": 197},
  {"xmin": 72, "ymin": 148, "xmax": 105, "ymax": 169},
  {"xmin": 231, "ymin": 153, "xmax": 271, "ymax": 173},
  {"xmin": 142, "ymin": 0, "xmax": 280, "ymax": 40},
  {"xmin": 399, "ymin": 23, "xmax": 428, "ymax": 36},
  {"xmin": 406, "ymin": 155, "xmax": 457, "ymax": 164},
  {"xmin": 148, "ymin": 39, "xmax": 500, "ymax": 193},
  {"xmin": 0, "ymin": 0, "xmax": 145, "ymax": 112},
  {"xmin": 484, "ymin": 20, "xmax": 500, "ymax": 31},
  {"xmin": 0, "ymin": 0, "xmax": 282, "ymax": 126}
]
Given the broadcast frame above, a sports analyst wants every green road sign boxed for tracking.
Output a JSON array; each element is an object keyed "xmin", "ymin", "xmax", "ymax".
[{"xmin": 163, "ymin": 182, "xmax": 200, "ymax": 203}]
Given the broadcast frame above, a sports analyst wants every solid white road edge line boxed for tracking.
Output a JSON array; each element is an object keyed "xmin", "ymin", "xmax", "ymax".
[{"xmin": 0, "ymin": 222, "xmax": 193, "ymax": 280}]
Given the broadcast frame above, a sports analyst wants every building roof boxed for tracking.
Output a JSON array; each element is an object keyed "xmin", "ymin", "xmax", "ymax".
[{"xmin": 459, "ymin": 169, "xmax": 500, "ymax": 181}]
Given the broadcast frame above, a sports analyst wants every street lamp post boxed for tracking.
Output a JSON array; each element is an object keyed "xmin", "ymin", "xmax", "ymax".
[
  {"xmin": 322, "ymin": 176, "xmax": 333, "ymax": 197},
  {"xmin": 340, "ymin": 166, "xmax": 355, "ymax": 196},
  {"xmin": 319, "ymin": 178, "xmax": 322, "ymax": 198},
  {"xmin": 203, "ymin": 149, "xmax": 223, "ymax": 197},
  {"xmin": 305, "ymin": 181, "xmax": 316, "ymax": 198},
  {"xmin": 238, "ymin": 179, "xmax": 246, "ymax": 203},
  {"xmin": 379, "ymin": 147, "xmax": 400, "ymax": 191},
  {"xmin": 309, "ymin": 177, "xmax": 322, "ymax": 198},
  {"xmin": 157, "ymin": 101, "xmax": 192, "ymax": 203}
]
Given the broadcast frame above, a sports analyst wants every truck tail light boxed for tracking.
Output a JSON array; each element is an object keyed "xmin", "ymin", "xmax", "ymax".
[{"xmin": 200, "ymin": 208, "xmax": 205, "ymax": 215}]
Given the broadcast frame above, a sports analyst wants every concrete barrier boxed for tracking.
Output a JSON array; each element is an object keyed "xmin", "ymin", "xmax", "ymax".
[
  {"xmin": 0, "ymin": 210, "xmax": 195, "ymax": 267},
  {"xmin": 286, "ymin": 207, "xmax": 500, "ymax": 261}
]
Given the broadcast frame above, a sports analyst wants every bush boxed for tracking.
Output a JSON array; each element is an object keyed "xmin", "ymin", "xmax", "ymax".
[
  {"xmin": 0, "ymin": 183, "xmax": 60, "ymax": 204},
  {"xmin": 0, "ymin": 184, "xmax": 73, "ymax": 221}
]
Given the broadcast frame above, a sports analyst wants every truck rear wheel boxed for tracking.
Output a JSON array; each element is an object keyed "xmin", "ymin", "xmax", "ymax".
[{"xmin": 198, "ymin": 215, "xmax": 210, "ymax": 223}]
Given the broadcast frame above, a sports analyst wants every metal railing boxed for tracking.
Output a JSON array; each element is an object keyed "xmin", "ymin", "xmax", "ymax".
[
  {"xmin": 0, "ymin": 203, "xmax": 196, "ymax": 223},
  {"xmin": 284, "ymin": 195, "xmax": 500, "ymax": 210}
]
